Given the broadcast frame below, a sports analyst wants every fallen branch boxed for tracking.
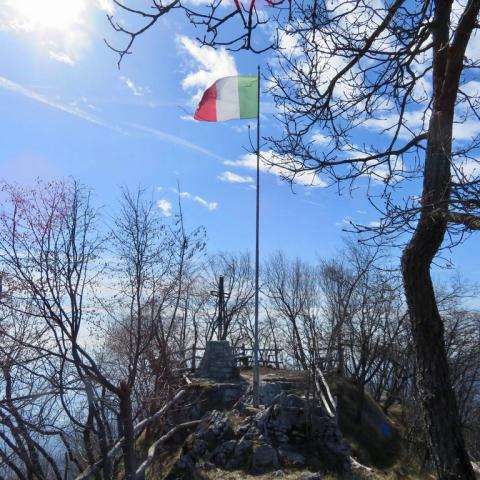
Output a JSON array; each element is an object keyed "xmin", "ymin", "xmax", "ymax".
[
  {"xmin": 350, "ymin": 456, "xmax": 373, "ymax": 472},
  {"xmin": 135, "ymin": 420, "xmax": 201, "ymax": 478},
  {"xmin": 314, "ymin": 367, "xmax": 336, "ymax": 418},
  {"xmin": 75, "ymin": 389, "xmax": 186, "ymax": 480}
]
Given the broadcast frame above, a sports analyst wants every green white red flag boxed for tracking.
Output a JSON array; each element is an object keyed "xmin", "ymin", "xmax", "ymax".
[{"xmin": 194, "ymin": 75, "xmax": 258, "ymax": 122}]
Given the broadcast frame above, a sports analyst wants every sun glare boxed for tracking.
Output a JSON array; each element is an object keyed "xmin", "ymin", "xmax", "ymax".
[{"xmin": 11, "ymin": 0, "xmax": 87, "ymax": 31}]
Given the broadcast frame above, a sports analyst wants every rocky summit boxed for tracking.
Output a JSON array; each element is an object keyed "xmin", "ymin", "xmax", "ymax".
[{"xmin": 152, "ymin": 379, "xmax": 351, "ymax": 479}]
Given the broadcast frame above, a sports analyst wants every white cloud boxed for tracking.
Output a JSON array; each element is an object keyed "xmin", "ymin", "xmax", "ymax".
[
  {"xmin": 97, "ymin": 0, "xmax": 114, "ymax": 14},
  {"xmin": 178, "ymin": 35, "xmax": 237, "ymax": 102},
  {"xmin": 459, "ymin": 80, "xmax": 480, "ymax": 97},
  {"xmin": 218, "ymin": 171, "xmax": 254, "ymax": 184},
  {"xmin": 453, "ymin": 119, "xmax": 480, "ymax": 141},
  {"xmin": 128, "ymin": 123, "xmax": 228, "ymax": 163},
  {"xmin": 1, "ymin": 0, "xmax": 87, "ymax": 32},
  {"xmin": 157, "ymin": 187, "xmax": 218, "ymax": 211},
  {"xmin": 120, "ymin": 76, "xmax": 150, "ymax": 97},
  {"xmin": 49, "ymin": 50, "xmax": 75, "ymax": 65},
  {"xmin": 157, "ymin": 199, "xmax": 172, "ymax": 217},
  {"xmin": 50, "ymin": 30, "xmax": 91, "ymax": 64},
  {"xmin": 178, "ymin": 191, "xmax": 218, "ymax": 210},
  {"xmin": 225, "ymin": 150, "xmax": 327, "ymax": 187},
  {"xmin": 0, "ymin": 74, "xmax": 234, "ymax": 164},
  {"xmin": 335, "ymin": 215, "xmax": 353, "ymax": 227},
  {"xmin": 311, "ymin": 132, "xmax": 331, "ymax": 146},
  {"xmin": 362, "ymin": 96, "xmax": 480, "ymax": 144},
  {"xmin": 332, "ymin": 143, "xmax": 406, "ymax": 184},
  {"xmin": 0, "ymin": 75, "xmax": 125, "ymax": 133},
  {"xmin": 466, "ymin": 29, "xmax": 480, "ymax": 61},
  {"xmin": 453, "ymin": 158, "xmax": 480, "ymax": 182},
  {"xmin": 365, "ymin": 157, "xmax": 405, "ymax": 184},
  {"xmin": 362, "ymin": 109, "xmax": 429, "ymax": 140},
  {"xmin": 0, "ymin": 73, "xmax": 239, "ymax": 168},
  {"xmin": 343, "ymin": 89, "xmax": 480, "ymax": 176},
  {"xmin": 278, "ymin": 31, "xmax": 302, "ymax": 57},
  {"xmin": 0, "ymin": 0, "xmax": 94, "ymax": 63}
]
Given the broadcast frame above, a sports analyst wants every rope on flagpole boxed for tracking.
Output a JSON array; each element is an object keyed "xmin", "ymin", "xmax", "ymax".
[{"xmin": 252, "ymin": 65, "xmax": 261, "ymax": 408}]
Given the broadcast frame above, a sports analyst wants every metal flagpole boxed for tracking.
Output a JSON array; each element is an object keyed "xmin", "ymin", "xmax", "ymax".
[{"xmin": 252, "ymin": 66, "xmax": 261, "ymax": 408}]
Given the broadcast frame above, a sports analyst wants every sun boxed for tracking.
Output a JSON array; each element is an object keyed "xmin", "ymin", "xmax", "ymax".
[{"xmin": 11, "ymin": 0, "xmax": 87, "ymax": 31}]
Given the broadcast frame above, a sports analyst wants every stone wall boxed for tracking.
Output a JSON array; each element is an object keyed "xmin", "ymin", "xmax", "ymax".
[{"xmin": 196, "ymin": 341, "xmax": 240, "ymax": 382}]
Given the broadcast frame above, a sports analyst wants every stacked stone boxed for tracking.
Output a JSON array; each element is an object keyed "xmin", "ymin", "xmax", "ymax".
[{"xmin": 196, "ymin": 341, "xmax": 240, "ymax": 382}]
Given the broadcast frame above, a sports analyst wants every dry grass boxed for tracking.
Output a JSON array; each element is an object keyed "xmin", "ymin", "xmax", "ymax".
[
  {"xmin": 202, "ymin": 468, "xmax": 320, "ymax": 479},
  {"xmin": 201, "ymin": 466, "xmax": 434, "ymax": 480},
  {"xmin": 240, "ymin": 368, "xmax": 307, "ymax": 382}
]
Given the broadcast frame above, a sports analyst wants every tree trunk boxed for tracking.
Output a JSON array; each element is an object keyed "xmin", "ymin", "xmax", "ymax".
[
  {"xmin": 356, "ymin": 382, "xmax": 365, "ymax": 424},
  {"xmin": 336, "ymin": 326, "xmax": 345, "ymax": 377},
  {"xmin": 401, "ymin": 107, "xmax": 475, "ymax": 479},
  {"xmin": 119, "ymin": 382, "xmax": 136, "ymax": 480},
  {"xmin": 291, "ymin": 318, "xmax": 307, "ymax": 369}
]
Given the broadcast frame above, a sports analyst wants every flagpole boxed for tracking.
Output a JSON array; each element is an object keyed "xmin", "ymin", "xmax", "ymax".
[{"xmin": 253, "ymin": 66, "xmax": 260, "ymax": 408}]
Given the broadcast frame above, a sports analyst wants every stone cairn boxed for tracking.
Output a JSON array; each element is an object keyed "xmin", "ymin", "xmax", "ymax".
[{"xmin": 196, "ymin": 340, "xmax": 240, "ymax": 382}]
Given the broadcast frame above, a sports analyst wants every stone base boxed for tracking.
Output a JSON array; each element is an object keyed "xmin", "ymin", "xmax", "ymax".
[{"xmin": 196, "ymin": 340, "xmax": 240, "ymax": 382}]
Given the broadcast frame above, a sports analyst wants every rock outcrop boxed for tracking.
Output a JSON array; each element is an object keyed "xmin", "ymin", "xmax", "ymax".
[{"xmin": 164, "ymin": 392, "xmax": 351, "ymax": 478}]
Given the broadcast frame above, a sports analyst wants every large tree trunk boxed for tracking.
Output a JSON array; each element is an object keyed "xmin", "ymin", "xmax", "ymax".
[
  {"xmin": 402, "ymin": 107, "xmax": 475, "ymax": 478},
  {"xmin": 401, "ymin": 0, "xmax": 478, "ymax": 476}
]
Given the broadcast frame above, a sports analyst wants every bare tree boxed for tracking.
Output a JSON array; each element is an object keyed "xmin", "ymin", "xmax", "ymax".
[
  {"xmin": 198, "ymin": 251, "xmax": 255, "ymax": 344},
  {"xmin": 1, "ymin": 177, "xmax": 478, "ymax": 478},
  {"xmin": 0, "ymin": 181, "xmax": 190, "ymax": 480},
  {"xmin": 104, "ymin": 187, "xmax": 168, "ymax": 479},
  {"xmin": 104, "ymin": 0, "xmax": 271, "ymax": 67},
  {"xmin": 342, "ymin": 246, "xmax": 405, "ymax": 422},
  {"xmin": 147, "ymin": 196, "xmax": 206, "ymax": 395},
  {"xmin": 0, "ymin": 179, "xmax": 119, "ymax": 478},
  {"xmin": 263, "ymin": 252, "xmax": 322, "ymax": 370},
  {"xmin": 102, "ymin": 188, "xmax": 206, "ymax": 470},
  {"xmin": 318, "ymin": 241, "xmax": 379, "ymax": 376},
  {"xmin": 107, "ymin": 0, "xmax": 480, "ymax": 472},
  {"xmin": 262, "ymin": 2, "xmax": 480, "ymax": 477},
  {"xmin": 0, "ymin": 304, "xmax": 69, "ymax": 480},
  {"xmin": 435, "ymin": 277, "xmax": 480, "ymax": 458}
]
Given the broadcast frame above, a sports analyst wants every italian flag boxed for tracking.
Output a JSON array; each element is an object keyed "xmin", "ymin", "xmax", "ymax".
[{"xmin": 194, "ymin": 75, "xmax": 258, "ymax": 122}]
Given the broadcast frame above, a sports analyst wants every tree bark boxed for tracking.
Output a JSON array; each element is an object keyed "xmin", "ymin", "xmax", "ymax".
[
  {"xmin": 401, "ymin": 111, "xmax": 475, "ymax": 480},
  {"xmin": 401, "ymin": 0, "xmax": 479, "ymax": 476}
]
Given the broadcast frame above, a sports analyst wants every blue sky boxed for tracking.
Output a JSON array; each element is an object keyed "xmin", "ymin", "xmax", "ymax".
[{"xmin": 0, "ymin": 0, "xmax": 479, "ymax": 285}]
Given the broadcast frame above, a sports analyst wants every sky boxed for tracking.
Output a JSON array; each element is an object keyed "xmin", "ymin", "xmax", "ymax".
[{"xmin": 0, "ymin": 0, "xmax": 479, "ymax": 286}]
